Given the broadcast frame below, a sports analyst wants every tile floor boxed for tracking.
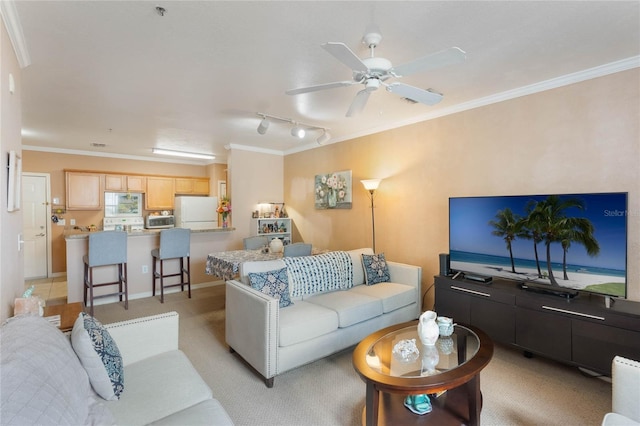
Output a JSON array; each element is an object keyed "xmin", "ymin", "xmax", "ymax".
[{"xmin": 24, "ymin": 276, "xmax": 67, "ymax": 306}]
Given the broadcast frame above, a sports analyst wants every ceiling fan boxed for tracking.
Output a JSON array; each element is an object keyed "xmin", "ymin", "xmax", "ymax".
[{"xmin": 286, "ymin": 28, "xmax": 466, "ymax": 117}]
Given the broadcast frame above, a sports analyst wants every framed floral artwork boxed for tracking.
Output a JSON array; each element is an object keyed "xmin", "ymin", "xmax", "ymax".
[{"xmin": 315, "ymin": 170, "xmax": 352, "ymax": 209}]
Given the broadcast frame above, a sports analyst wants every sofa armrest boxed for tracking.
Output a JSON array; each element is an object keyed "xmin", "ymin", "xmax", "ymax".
[
  {"xmin": 611, "ymin": 356, "xmax": 640, "ymax": 423},
  {"xmin": 225, "ymin": 280, "xmax": 279, "ymax": 381},
  {"xmin": 387, "ymin": 261, "xmax": 422, "ymax": 291},
  {"xmin": 104, "ymin": 311, "xmax": 179, "ymax": 366}
]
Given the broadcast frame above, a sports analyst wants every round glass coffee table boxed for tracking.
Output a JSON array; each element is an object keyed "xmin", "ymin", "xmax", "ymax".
[{"xmin": 353, "ymin": 320, "xmax": 493, "ymax": 426}]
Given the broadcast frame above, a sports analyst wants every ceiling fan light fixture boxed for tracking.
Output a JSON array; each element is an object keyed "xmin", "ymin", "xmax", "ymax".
[
  {"xmin": 257, "ymin": 117, "xmax": 270, "ymax": 135},
  {"xmin": 291, "ymin": 124, "xmax": 305, "ymax": 139},
  {"xmin": 152, "ymin": 148, "xmax": 215, "ymax": 160}
]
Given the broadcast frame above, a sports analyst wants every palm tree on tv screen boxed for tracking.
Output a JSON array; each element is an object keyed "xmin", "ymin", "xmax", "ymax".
[
  {"xmin": 489, "ymin": 208, "xmax": 524, "ymax": 273},
  {"xmin": 528, "ymin": 195, "xmax": 600, "ymax": 286},
  {"xmin": 522, "ymin": 201, "xmax": 545, "ymax": 278}
]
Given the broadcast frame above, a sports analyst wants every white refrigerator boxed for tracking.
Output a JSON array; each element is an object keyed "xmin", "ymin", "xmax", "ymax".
[{"xmin": 174, "ymin": 196, "xmax": 218, "ymax": 230}]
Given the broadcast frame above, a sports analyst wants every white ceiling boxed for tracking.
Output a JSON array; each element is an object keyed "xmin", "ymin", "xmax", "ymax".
[{"xmin": 10, "ymin": 1, "xmax": 640, "ymax": 164}]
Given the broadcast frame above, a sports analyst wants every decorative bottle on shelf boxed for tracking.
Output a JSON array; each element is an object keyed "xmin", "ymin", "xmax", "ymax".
[{"xmin": 417, "ymin": 310, "xmax": 439, "ymax": 346}]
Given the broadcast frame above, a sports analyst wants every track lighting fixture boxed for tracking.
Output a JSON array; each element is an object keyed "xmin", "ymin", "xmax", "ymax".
[
  {"xmin": 255, "ymin": 112, "xmax": 329, "ymax": 143},
  {"xmin": 316, "ymin": 130, "xmax": 331, "ymax": 145},
  {"xmin": 291, "ymin": 124, "xmax": 305, "ymax": 138},
  {"xmin": 257, "ymin": 117, "xmax": 270, "ymax": 134}
]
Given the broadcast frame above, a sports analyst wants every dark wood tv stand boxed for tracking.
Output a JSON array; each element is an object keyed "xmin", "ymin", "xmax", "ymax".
[{"xmin": 434, "ymin": 275, "xmax": 640, "ymax": 375}]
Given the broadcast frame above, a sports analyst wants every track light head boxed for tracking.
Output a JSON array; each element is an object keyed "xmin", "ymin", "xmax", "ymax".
[
  {"xmin": 291, "ymin": 125, "xmax": 305, "ymax": 138},
  {"xmin": 257, "ymin": 117, "xmax": 270, "ymax": 135},
  {"xmin": 317, "ymin": 130, "xmax": 331, "ymax": 145}
]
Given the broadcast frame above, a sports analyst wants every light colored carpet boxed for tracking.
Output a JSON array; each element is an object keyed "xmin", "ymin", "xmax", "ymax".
[{"xmin": 92, "ymin": 285, "xmax": 611, "ymax": 426}]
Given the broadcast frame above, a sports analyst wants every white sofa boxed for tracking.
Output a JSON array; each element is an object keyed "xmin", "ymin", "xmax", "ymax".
[
  {"xmin": 602, "ymin": 356, "xmax": 640, "ymax": 426},
  {"xmin": 0, "ymin": 311, "xmax": 233, "ymax": 425},
  {"xmin": 225, "ymin": 248, "xmax": 422, "ymax": 387}
]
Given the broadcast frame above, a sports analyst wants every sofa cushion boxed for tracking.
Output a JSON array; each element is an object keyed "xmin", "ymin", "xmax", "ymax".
[
  {"xmin": 248, "ymin": 267, "xmax": 293, "ymax": 308},
  {"xmin": 305, "ymin": 291, "xmax": 383, "ymax": 327},
  {"xmin": 71, "ymin": 312, "xmax": 124, "ymax": 400},
  {"xmin": 0, "ymin": 315, "xmax": 91, "ymax": 425},
  {"xmin": 347, "ymin": 248, "xmax": 374, "ymax": 286},
  {"xmin": 362, "ymin": 253, "xmax": 391, "ymax": 285},
  {"xmin": 350, "ymin": 282, "xmax": 418, "ymax": 313},
  {"xmin": 105, "ymin": 350, "xmax": 212, "ymax": 426},
  {"xmin": 279, "ymin": 301, "xmax": 339, "ymax": 347}
]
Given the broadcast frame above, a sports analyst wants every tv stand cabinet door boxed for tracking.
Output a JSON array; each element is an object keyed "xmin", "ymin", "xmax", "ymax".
[
  {"xmin": 471, "ymin": 297, "xmax": 515, "ymax": 345},
  {"xmin": 572, "ymin": 320, "xmax": 640, "ymax": 374},
  {"xmin": 434, "ymin": 284, "xmax": 471, "ymax": 323},
  {"xmin": 516, "ymin": 308, "xmax": 572, "ymax": 362}
]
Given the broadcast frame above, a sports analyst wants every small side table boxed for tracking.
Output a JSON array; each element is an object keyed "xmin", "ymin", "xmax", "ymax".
[{"xmin": 44, "ymin": 302, "xmax": 84, "ymax": 332}]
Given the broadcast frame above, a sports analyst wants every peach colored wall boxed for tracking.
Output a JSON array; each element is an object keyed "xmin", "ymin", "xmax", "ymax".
[
  {"xmin": 284, "ymin": 69, "xmax": 640, "ymax": 306},
  {"xmin": 0, "ymin": 19, "xmax": 23, "ymax": 321},
  {"xmin": 227, "ymin": 148, "xmax": 284, "ymax": 249},
  {"xmin": 21, "ymin": 150, "xmax": 225, "ymax": 273}
]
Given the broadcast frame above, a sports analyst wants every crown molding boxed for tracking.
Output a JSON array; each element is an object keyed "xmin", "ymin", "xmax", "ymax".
[{"xmin": 0, "ymin": 0, "xmax": 31, "ymax": 68}]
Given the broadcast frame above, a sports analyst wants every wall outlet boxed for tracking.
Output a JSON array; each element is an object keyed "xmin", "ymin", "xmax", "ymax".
[
  {"xmin": 142, "ymin": 265, "xmax": 148, "ymax": 274},
  {"xmin": 70, "ymin": 219, "xmax": 76, "ymax": 225},
  {"xmin": 57, "ymin": 218, "xmax": 66, "ymax": 226}
]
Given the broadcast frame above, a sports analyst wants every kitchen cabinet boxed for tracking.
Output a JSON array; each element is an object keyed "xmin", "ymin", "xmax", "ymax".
[
  {"xmin": 65, "ymin": 172, "xmax": 104, "ymax": 210},
  {"xmin": 251, "ymin": 218, "xmax": 291, "ymax": 245},
  {"xmin": 175, "ymin": 177, "xmax": 210, "ymax": 195},
  {"xmin": 105, "ymin": 174, "xmax": 146, "ymax": 192},
  {"xmin": 146, "ymin": 177, "xmax": 175, "ymax": 210}
]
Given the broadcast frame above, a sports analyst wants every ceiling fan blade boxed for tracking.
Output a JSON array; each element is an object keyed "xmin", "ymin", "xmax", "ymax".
[
  {"xmin": 322, "ymin": 42, "xmax": 369, "ymax": 73},
  {"xmin": 346, "ymin": 90, "xmax": 370, "ymax": 117},
  {"xmin": 386, "ymin": 83, "xmax": 443, "ymax": 106},
  {"xmin": 286, "ymin": 80, "xmax": 355, "ymax": 95},
  {"xmin": 391, "ymin": 47, "xmax": 466, "ymax": 77}
]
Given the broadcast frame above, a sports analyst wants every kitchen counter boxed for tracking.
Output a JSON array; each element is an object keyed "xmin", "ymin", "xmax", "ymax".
[
  {"xmin": 64, "ymin": 227, "xmax": 235, "ymax": 239},
  {"xmin": 64, "ymin": 227, "xmax": 237, "ymax": 304}
]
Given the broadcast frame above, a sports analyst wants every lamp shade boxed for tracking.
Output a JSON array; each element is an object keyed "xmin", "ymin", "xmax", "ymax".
[{"xmin": 361, "ymin": 179, "xmax": 381, "ymax": 191}]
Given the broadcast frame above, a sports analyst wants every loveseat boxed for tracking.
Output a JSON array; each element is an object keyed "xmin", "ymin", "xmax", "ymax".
[
  {"xmin": 0, "ymin": 311, "xmax": 233, "ymax": 425},
  {"xmin": 225, "ymin": 248, "xmax": 422, "ymax": 387}
]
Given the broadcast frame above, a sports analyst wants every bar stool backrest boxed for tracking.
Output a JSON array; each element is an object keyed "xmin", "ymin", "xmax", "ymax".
[
  {"xmin": 159, "ymin": 228, "xmax": 191, "ymax": 259},
  {"xmin": 87, "ymin": 231, "xmax": 127, "ymax": 267}
]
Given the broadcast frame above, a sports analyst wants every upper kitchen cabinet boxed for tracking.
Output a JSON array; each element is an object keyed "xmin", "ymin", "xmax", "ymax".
[
  {"xmin": 146, "ymin": 177, "xmax": 175, "ymax": 210},
  {"xmin": 66, "ymin": 172, "xmax": 104, "ymax": 210},
  {"xmin": 175, "ymin": 177, "xmax": 210, "ymax": 195},
  {"xmin": 105, "ymin": 174, "xmax": 147, "ymax": 192}
]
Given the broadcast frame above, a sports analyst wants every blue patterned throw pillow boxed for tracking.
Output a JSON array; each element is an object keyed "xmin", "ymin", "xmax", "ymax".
[
  {"xmin": 71, "ymin": 312, "xmax": 124, "ymax": 400},
  {"xmin": 248, "ymin": 267, "xmax": 293, "ymax": 308},
  {"xmin": 362, "ymin": 253, "xmax": 391, "ymax": 285}
]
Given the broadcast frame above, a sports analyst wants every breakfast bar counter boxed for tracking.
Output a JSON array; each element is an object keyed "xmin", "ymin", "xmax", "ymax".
[{"xmin": 65, "ymin": 228, "xmax": 236, "ymax": 304}]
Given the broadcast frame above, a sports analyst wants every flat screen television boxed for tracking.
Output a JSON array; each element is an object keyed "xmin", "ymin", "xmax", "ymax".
[{"xmin": 449, "ymin": 192, "xmax": 628, "ymax": 298}]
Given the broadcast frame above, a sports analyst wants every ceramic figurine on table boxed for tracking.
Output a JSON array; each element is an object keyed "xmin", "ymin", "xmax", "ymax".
[{"xmin": 417, "ymin": 310, "xmax": 439, "ymax": 346}]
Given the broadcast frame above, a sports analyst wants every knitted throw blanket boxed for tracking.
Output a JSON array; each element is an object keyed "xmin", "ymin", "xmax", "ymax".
[{"xmin": 283, "ymin": 251, "xmax": 353, "ymax": 298}]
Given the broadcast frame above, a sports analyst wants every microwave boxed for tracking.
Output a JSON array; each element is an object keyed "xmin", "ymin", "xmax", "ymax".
[{"xmin": 145, "ymin": 215, "xmax": 175, "ymax": 229}]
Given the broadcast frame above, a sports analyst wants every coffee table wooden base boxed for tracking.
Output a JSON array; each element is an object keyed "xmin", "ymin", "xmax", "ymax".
[{"xmin": 362, "ymin": 386, "xmax": 482, "ymax": 426}]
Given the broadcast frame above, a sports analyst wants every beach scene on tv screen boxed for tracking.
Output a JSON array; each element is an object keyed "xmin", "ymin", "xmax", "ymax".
[{"xmin": 449, "ymin": 193, "xmax": 628, "ymax": 297}]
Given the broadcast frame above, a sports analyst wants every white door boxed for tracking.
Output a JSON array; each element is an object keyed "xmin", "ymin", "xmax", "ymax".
[{"xmin": 23, "ymin": 173, "xmax": 51, "ymax": 279}]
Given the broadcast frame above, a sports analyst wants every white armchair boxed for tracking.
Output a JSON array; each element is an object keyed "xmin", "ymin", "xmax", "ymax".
[{"xmin": 602, "ymin": 356, "xmax": 640, "ymax": 426}]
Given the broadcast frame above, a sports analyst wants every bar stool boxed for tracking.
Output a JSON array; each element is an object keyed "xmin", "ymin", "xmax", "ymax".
[
  {"xmin": 152, "ymin": 228, "xmax": 191, "ymax": 303},
  {"xmin": 83, "ymin": 231, "xmax": 128, "ymax": 316}
]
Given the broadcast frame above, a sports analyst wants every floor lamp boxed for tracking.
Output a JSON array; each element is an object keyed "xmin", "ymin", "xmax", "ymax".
[{"xmin": 361, "ymin": 179, "xmax": 382, "ymax": 253}]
